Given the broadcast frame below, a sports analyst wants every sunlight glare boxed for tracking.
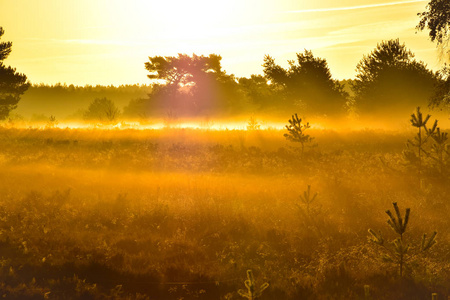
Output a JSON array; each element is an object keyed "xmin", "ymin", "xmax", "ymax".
[
  {"xmin": 138, "ymin": 0, "xmax": 232, "ymax": 39},
  {"xmin": 131, "ymin": 0, "xmax": 271, "ymax": 54}
]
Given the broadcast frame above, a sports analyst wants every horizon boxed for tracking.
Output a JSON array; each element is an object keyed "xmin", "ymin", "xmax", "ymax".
[{"xmin": 0, "ymin": 0, "xmax": 442, "ymax": 86}]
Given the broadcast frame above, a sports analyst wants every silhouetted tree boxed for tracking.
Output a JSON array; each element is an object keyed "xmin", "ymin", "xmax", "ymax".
[
  {"xmin": 83, "ymin": 97, "xmax": 120, "ymax": 124},
  {"xmin": 238, "ymin": 75, "xmax": 275, "ymax": 110},
  {"xmin": 146, "ymin": 54, "xmax": 222, "ymax": 86},
  {"xmin": 263, "ymin": 50, "xmax": 348, "ymax": 115},
  {"xmin": 417, "ymin": 0, "xmax": 450, "ymax": 58},
  {"xmin": 352, "ymin": 39, "xmax": 437, "ymax": 114},
  {"xmin": 144, "ymin": 54, "xmax": 243, "ymax": 116},
  {"xmin": 0, "ymin": 27, "xmax": 29, "ymax": 120}
]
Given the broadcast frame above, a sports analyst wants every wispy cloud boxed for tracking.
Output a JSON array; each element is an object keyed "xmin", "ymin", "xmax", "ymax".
[
  {"xmin": 285, "ymin": 0, "xmax": 426, "ymax": 14},
  {"xmin": 23, "ymin": 37, "xmax": 151, "ymax": 47}
]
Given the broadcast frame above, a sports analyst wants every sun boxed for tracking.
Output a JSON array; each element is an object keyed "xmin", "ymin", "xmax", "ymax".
[
  {"xmin": 130, "ymin": 0, "xmax": 271, "ymax": 53},
  {"xmin": 136, "ymin": 0, "xmax": 233, "ymax": 39}
]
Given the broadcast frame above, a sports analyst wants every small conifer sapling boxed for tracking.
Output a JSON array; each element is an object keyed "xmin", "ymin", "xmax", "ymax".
[
  {"xmin": 284, "ymin": 113, "xmax": 313, "ymax": 154},
  {"xmin": 430, "ymin": 127, "xmax": 449, "ymax": 176},
  {"xmin": 368, "ymin": 202, "xmax": 437, "ymax": 277},
  {"xmin": 238, "ymin": 270, "xmax": 269, "ymax": 300},
  {"xmin": 403, "ymin": 107, "xmax": 437, "ymax": 178}
]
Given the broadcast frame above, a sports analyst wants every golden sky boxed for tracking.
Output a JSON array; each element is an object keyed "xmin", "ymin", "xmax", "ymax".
[{"xmin": 0, "ymin": 0, "xmax": 440, "ymax": 86}]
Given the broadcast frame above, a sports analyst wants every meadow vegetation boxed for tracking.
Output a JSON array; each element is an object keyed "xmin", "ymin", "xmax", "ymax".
[
  {"xmin": 0, "ymin": 121, "xmax": 448, "ymax": 299},
  {"xmin": 1, "ymin": 8, "xmax": 450, "ymax": 298}
]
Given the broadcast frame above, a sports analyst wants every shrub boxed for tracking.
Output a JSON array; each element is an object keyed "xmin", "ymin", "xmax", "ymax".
[{"xmin": 83, "ymin": 97, "xmax": 120, "ymax": 124}]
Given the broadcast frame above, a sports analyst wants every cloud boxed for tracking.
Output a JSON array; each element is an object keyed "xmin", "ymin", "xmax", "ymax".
[
  {"xmin": 285, "ymin": 0, "xmax": 426, "ymax": 14},
  {"xmin": 22, "ymin": 37, "xmax": 151, "ymax": 47}
]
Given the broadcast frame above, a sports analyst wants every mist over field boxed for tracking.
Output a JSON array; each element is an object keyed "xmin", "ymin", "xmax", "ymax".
[{"xmin": 1, "ymin": 0, "xmax": 450, "ymax": 299}]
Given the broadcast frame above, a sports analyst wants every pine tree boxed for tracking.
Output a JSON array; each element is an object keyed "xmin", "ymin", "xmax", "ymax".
[{"xmin": 0, "ymin": 27, "xmax": 29, "ymax": 120}]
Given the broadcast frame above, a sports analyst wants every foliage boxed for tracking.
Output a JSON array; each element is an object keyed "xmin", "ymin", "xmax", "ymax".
[
  {"xmin": 417, "ymin": 0, "xmax": 450, "ymax": 57},
  {"xmin": 46, "ymin": 115, "xmax": 58, "ymax": 128},
  {"xmin": 144, "ymin": 54, "xmax": 243, "ymax": 116},
  {"xmin": 429, "ymin": 65, "xmax": 450, "ymax": 108},
  {"xmin": 238, "ymin": 75, "xmax": 275, "ymax": 111},
  {"xmin": 418, "ymin": 0, "xmax": 450, "ymax": 109},
  {"xmin": 403, "ymin": 107, "xmax": 436, "ymax": 173},
  {"xmin": 0, "ymin": 127, "xmax": 448, "ymax": 299},
  {"xmin": 83, "ymin": 97, "xmax": 120, "ymax": 124},
  {"xmin": 15, "ymin": 83, "xmax": 151, "ymax": 120},
  {"xmin": 237, "ymin": 270, "xmax": 269, "ymax": 300},
  {"xmin": 297, "ymin": 185, "xmax": 317, "ymax": 216},
  {"xmin": 0, "ymin": 27, "xmax": 29, "ymax": 120},
  {"xmin": 403, "ymin": 107, "xmax": 450, "ymax": 179},
  {"xmin": 263, "ymin": 50, "xmax": 348, "ymax": 115},
  {"xmin": 429, "ymin": 127, "xmax": 450, "ymax": 175},
  {"xmin": 368, "ymin": 202, "xmax": 437, "ymax": 277},
  {"xmin": 8, "ymin": 47, "xmax": 446, "ymax": 121},
  {"xmin": 284, "ymin": 113, "xmax": 314, "ymax": 154},
  {"xmin": 145, "ymin": 53, "xmax": 222, "ymax": 86},
  {"xmin": 353, "ymin": 39, "xmax": 437, "ymax": 114},
  {"xmin": 294, "ymin": 185, "xmax": 325, "ymax": 236},
  {"xmin": 122, "ymin": 97, "xmax": 152, "ymax": 122}
]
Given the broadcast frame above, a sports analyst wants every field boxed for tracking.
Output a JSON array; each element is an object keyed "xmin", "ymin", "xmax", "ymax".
[{"xmin": 0, "ymin": 125, "xmax": 449, "ymax": 299}]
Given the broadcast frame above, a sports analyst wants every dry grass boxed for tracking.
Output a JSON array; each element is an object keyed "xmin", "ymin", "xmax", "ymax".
[{"xmin": 0, "ymin": 126, "xmax": 448, "ymax": 299}]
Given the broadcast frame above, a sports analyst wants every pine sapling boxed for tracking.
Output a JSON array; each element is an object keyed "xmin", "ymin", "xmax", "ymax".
[
  {"xmin": 404, "ymin": 107, "xmax": 437, "ymax": 179},
  {"xmin": 421, "ymin": 231, "xmax": 437, "ymax": 251},
  {"xmin": 238, "ymin": 270, "xmax": 269, "ymax": 300},
  {"xmin": 409, "ymin": 107, "xmax": 431, "ymax": 167},
  {"xmin": 295, "ymin": 185, "xmax": 322, "ymax": 235},
  {"xmin": 430, "ymin": 127, "xmax": 449, "ymax": 176},
  {"xmin": 299, "ymin": 185, "xmax": 317, "ymax": 215},
  {"xmin": 284, "ymin": 113, "xmax": 313, "ymax": 154},
  {"xmin": 368, "ymin": 202, "xmax": 437, "ymax": 277},
  {"xmin": 386, "ymin": 202, "xmax": 410, "ymax": 240}
]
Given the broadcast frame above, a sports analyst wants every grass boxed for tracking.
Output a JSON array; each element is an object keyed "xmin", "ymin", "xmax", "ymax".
[{"xmin": 0, "ymin": 126, "xmax": 448, "ymax": 299}]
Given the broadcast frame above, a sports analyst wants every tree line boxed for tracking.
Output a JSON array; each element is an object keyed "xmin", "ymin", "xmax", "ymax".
[
  {"xmin": 5, "ymin": 40, "xmax": 448, "ymax": 123},
  {"xmin": 16, "ymin": 83, "xmax": 152, "ymax": 120},
  {"xmin": 125, "ymin": 39, "xmax": 445, "ymax": 120}
]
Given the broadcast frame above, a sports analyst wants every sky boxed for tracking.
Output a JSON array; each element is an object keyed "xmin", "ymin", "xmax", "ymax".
[{"xmin": 0, "ymin": 0, "xmax": 442, "ymax": 86}]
